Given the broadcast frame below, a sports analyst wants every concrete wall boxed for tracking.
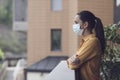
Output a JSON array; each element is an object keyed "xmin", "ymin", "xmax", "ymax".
[{"xmin": 27, "ymin": 72, "xmax": 49, "ymax": 80}]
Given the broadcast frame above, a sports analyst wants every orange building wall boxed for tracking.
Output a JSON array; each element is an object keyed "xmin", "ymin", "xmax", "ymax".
[
  {"xmin": 78, "ymin": 0, "xmax": 114, "ymax": 25},
  {"xmin": 28, "ymin": 0, "xmax": 72, "ymax": 65}
]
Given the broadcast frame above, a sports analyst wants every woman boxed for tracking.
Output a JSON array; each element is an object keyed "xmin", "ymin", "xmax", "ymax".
[{"xmin": 67, "ymin": 11, "xmax": 105, "ymax": 80}]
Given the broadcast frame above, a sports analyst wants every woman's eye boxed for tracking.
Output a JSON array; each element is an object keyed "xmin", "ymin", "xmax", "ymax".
[{"xmin": 74, "ymin": 21, "xmax": 78, "ymax": 24}]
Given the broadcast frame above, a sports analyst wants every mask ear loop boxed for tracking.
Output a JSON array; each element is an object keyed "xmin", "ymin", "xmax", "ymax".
[
  {"xmin": 94, "ymin": 18, "xmax": 97, "ymax": 28},
  {"xmin": 92, "ymin": 18, "xmax": 97, "ymax": 35}
]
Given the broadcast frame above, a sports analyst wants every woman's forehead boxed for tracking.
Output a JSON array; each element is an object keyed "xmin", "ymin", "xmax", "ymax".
[
  {"xmin": 74, "ymin": 15, "xmax": 79, "ymax": 19},
  {"xmin": 74, "ymin": 15, "xmax": 80, "ymax": 22}
]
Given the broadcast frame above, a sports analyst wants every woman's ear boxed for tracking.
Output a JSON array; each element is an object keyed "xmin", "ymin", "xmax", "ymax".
[{"xmin": 83, "ymin": 21, "xmax": 88, "ymax": 29}]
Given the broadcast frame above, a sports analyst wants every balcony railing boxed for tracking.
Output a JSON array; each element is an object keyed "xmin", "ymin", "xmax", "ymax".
[{"xmin": 45, "ymin": 60, "xmax": 75, "ymax": 80}]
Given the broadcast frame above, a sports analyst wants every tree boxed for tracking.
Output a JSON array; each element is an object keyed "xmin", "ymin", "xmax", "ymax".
[{"xmin": 101, "ymin": 21, "xmax": 120, "ymax": 80}]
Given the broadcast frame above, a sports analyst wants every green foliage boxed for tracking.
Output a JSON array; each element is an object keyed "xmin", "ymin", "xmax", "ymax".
[
  {"xmin": 104, "ymin": 22, "xmax": 120, "ymax": 44},
  {"xmin": 0, "ymin": 0, "xmax": 12, "ymax": 25},
  {"xmin": 0, "ymin": 49, "xmax": 4, "ymax": 60},
  {"xmin": 101, "ymin": 22, "xmax": 120, "ymax": 80},
  {"xmin": 0, "ymin": 31, "xmax": 27, "ymax": 54}
]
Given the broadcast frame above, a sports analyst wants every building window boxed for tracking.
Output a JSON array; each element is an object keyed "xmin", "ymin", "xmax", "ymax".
[
  {"xmin": 13, "ymin": 0, "xmax": 27, "ymax": 31},
  {"xmin": 51, "ymin": 0, "xmax": 62, "ymax": 11},
  {"xmin": 14, "ymin": 0, "xmax": 27, "ymax": 21},
  {"xmin": 51, "ymin": 29, "xmax": 62, "ymax": 51}
]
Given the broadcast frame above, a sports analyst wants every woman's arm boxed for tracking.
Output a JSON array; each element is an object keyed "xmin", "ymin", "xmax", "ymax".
[{"xmin": 67, "ymin": 38, "xmax": 100, "ymax": 69}]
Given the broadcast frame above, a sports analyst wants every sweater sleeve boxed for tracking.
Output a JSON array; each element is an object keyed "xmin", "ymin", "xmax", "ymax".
[{"xmin": 67, "ymin": 38, "xmax": 99, "ymax": 69}]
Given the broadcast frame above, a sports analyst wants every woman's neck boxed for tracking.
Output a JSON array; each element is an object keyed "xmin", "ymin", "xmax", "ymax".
[{"xmin": 82, "ymin": 29, "xmax": 92, "ymax": 37}]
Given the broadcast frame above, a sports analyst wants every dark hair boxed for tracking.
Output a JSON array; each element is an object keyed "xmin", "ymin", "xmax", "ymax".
[{"xmin": 77, "ymin": 11, "xmax": 105, "ymax": 53}]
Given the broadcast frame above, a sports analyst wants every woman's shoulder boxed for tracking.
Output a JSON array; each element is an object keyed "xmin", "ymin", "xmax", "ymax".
[{"xmin": 89, "ymin": 35, "xmax": 100, "ymax": 43}]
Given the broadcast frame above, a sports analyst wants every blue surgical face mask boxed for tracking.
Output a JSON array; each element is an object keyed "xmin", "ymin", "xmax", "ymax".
[{"xmin": 72, "ymin": 24, "xmax": 83, "ymax": 35}]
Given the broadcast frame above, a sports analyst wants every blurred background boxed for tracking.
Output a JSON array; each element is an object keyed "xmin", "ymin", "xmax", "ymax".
[
  {"xmin": 0, "ymin": 0, "xmax": 27, "ymax": 80},
  {"xmin": 0, "ymin": 0, "xmax": 120, "ymax": 80},
  {"xmin": 0, "ymin": 0, "xmax": 27, "ymax": 57}
]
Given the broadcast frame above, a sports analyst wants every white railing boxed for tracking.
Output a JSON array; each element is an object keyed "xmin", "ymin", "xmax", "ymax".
[
  {"xmin": 45, "ymin": 61, "xmax": 75, "ymax": 80},
  {"xmin": 0, "ymin": 61, "xmax": 8, "ymax": 80},
  {"xmin": 13, "ymin": 59, "xmax": 27, "ymax": 80}
]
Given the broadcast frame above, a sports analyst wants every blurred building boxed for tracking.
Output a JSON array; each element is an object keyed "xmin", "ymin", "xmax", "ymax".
[
  {"xmin": 13, "ymin": 0, "xmax": 27, "ymax": 31},
  {"xmin": 27, "ymin": 0, "xmax": 114, "ymax": 65},
  {"xmin": 114, "ymin": 0, "xmax": 120, "ymax": 23}
]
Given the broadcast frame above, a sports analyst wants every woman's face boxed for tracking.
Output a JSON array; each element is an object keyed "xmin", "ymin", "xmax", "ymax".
[
  {"xmin": 74, "ymin": 15, "xmax": 90, "ymax": 35},
  {"xmin": 74, "ymin": 15, "xmax": 84, "ymax": 29}
]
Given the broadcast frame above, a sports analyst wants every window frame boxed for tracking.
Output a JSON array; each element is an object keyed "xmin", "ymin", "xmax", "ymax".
[
  {"xmin": 51, "ymin": 29, "xmax": 62, "ymax": 51},
  {"xmin": 51, "ymin": 0, "xmax": 62, "ymax": 11}
]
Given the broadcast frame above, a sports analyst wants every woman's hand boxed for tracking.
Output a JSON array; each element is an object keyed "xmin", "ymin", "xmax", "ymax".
[{"xmin": 67, "ymin": 54, "xmax": 80, "ymax": 65}]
